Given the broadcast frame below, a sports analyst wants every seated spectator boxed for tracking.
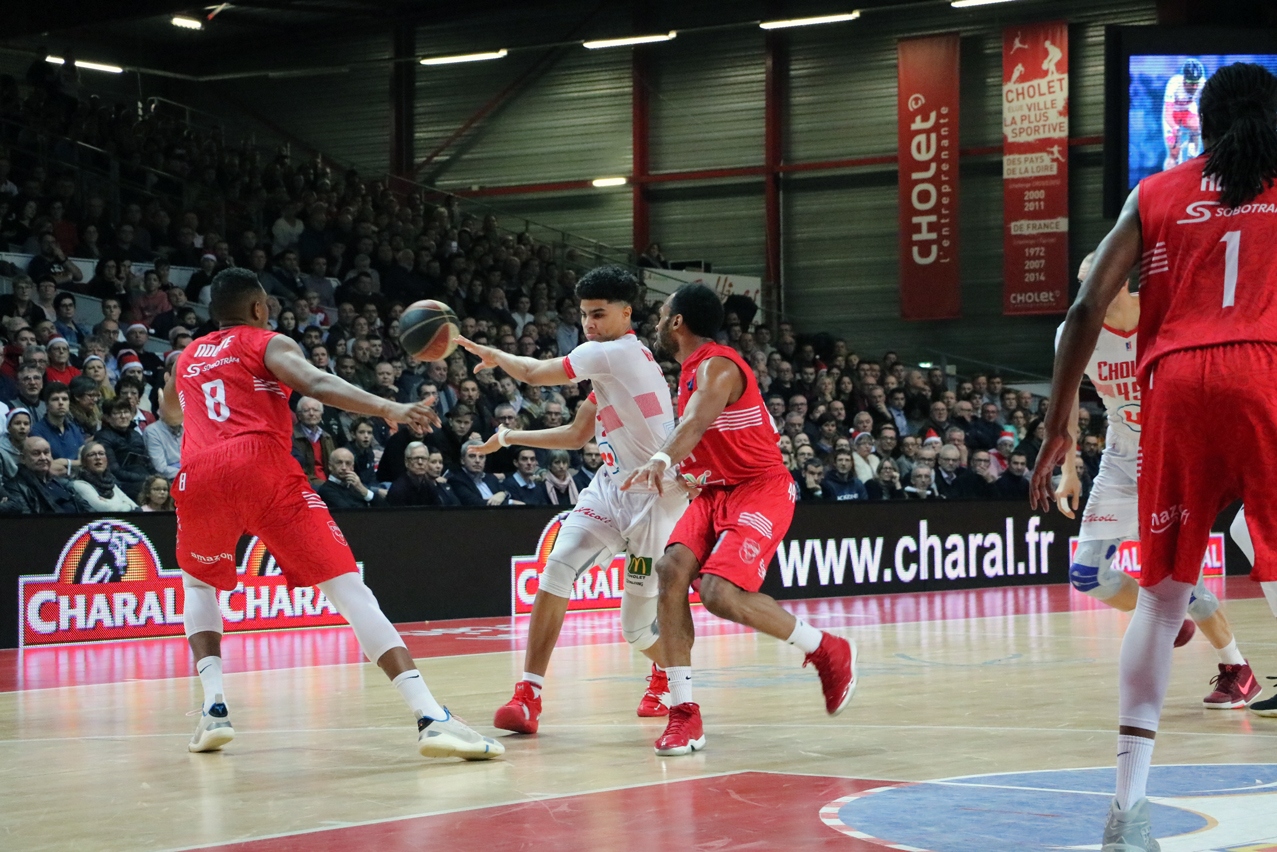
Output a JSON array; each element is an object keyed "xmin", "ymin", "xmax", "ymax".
[
  {"xmin": 1079, "ymin": 433, "xmax": 1101, "ymax": 480},
  {"xmin": 346, "ymin": 417, "xmax": 380, "ymax": 488},
  {"xmin": 71, "ymin": 441, "xmax": 139, "ymax": 512},
  {"xmin": 67, "ymin": 374, "xmax": 103, "ymax": 437},
  {"xmin": 291, "ymin": 396, "xmax": 335, "ymax": 488},
  {"xmin": 822, "ymin": 449, "xmax": 868, "ymax": 501},
  {"xmin": 904, "ymin": 464, "xmax": 939, "ymax": 500},
  {"xmin": 1, "ymin": 407, "xmax": 31, "ymax": 480},
  {"xmin": 112, "ymin": 374, "xmax": 155, "ymax": 428},
  {"xmin": 137, "ymin": 474, "xmax": 174, "ymax": 511},
  {"xmin": 0, "ymin": 275, "xmax": 44, "ymax": 326},
  {"xmin": 990, "ymin": 433, "xmax": 1016, "ymax": 478},
  {"xmin": 95, "ymin": 397, "xmax": 155, "ymax": 492},
  {"xmin": 851, "ymin": 431, "xmax": 879, "ymax": 483},
  {"xmin": 798, "ymin": 457, "xmax": 825, "ymax": 501},
  {"xmin": 865, "ymin": 457, "xmax": 905, "ymax": 500},
  {"xmin": 144, "ymin": 409, "xmax": 182, "ymax": 481},
  {"xmin": 447, "ymin": 439, "xmax": 515, "ymax": 506},
  {"xmin": 995, "ymin": 452, "xmax": 1031, "ymax": 501},
  {"xmin": 31, "ymin": 380, "xmax": 86, "ymax": 469},
  {"xmin": 386, "ymin": 442, "xmax": 448, "ymax": 507},
  {"xmin": 27, "ymin": 232, "xmax": 83, "ymax": 289},
  {"xmin": 1016, "ymin": 418, "xmax": 1046, "ymax": 470},
  {"xmin": 952, "ymin": 448, "xmax": 998, "ymax": 499},
  {"xmin": 186, "ymin": 254, "xmax": 219, "ymax": 305},
  {"xmin": 968, "ymin": 402, "xmax": 1004, "ymax": 451},
  {"xmin": 427, "ymin": 403, "xmax": 477, "ymax": 470},
  {"xmin": 317, "ymin": 447, "xmax": 384, "ymax": 510},
  {"xmin": 574, "ymin": 439, "xmax": 602, "ymax": 491},
  {"xmin": 151, "ymin": 287, "xmax": 191, "ymax": 341},
  {"xmin": 4, "ymin": 436, "xmax": 90, "ymax": 513},
  {"xmin": 44, "ymin": 337, "xmax": 79, "ymax": 385},
  {"xmin": 505, "ymin": 447, "xmax": 548, "ymax": 505},
  {"xmin": 9, "ymin": 364, "xmax": 45, "ymax": 419},
  {"xmin": 933, "ymin": 445, "xmax": 969, "ymax": 500},
  {"xmin": 52, "ymin": 292, "xmax": 91, "ymax": 348},
  {"xmin": 541, "ymin": 449, "xmax": 578, "ymax": 506},
  {"xmin": 131, "ymin": 270, "xmax": 170, "ymax": 329}
]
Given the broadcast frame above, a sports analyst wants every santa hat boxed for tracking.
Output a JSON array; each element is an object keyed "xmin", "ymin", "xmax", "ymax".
[
  {"xmin": 117, "ymin": 350, "xmax": 144, "ymax": 372},
  {"xmin": 46, "ymin": 336, "xmax": 69, "ymax": 349},
  {"xmin": 126, "ymin": 323, "xmax": 149, "ymax": 336},
  {"xmin": 852, "ymin": 431, "xmax": 874, "ymax": 444},
  {"xmin": 922, "ymin": 435, "xmax": 943, "ymax": 448},
  {"xmin": 5, "ymin": 407, "xmax": 32, "ymax": 427},
  {"xmin": 201, "ymin": 253, "xmax": 217, "ymax": 264},
  {"xmin": 997, "ymin": 429, "xmax": 1017, "ymax": 446}
]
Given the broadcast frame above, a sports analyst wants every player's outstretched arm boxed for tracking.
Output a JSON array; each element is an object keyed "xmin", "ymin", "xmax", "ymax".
[
  {"xmin": 473, "ymin": 398, "xmax": 598, "ymax": 455},
  {"xmin": 1032, "ymin": 187, "xmax": 1142, "ymax": 511},
  {"xmin": 621, "ymin": 356, "xmax": 741, "ymax": 495},
  {"xmin": 264, "ymin": 336, "xmax": 441, "ymax": 431},
  {"xmin": 455, "ymin": 336, "xmax": 570, "ymax": 386}
]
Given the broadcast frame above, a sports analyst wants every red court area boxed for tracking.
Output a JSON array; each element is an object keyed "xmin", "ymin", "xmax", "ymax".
[
  {"xmin": 1, "ymin": 581, "xmax": 1250, "ymax": 693},
  {"xmin": 197, "ymin": 771, "xmax": 900, "ymax": 852}
]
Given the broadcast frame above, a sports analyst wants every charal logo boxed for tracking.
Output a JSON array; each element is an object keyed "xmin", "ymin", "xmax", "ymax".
[
  {"xmin": 1150, "ymin": 504, "xmax": 1189, "ymax": 534},
  {"xmin": 511, "ymin": 514, "xmax": 701, "ymax": 615},
  {"xmin": 19, "ymin": 520, "xmax": 358, "ymax": 648},
  {"xmin": 1067, "ymin": 533, "xmax": 1224, "ymax": 578}
]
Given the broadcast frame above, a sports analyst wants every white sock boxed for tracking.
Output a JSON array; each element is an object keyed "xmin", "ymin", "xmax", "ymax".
[
  {"xmin": 786, "ymin": 618, "xmax": 823, "ymax": 654},
  {"xmin": 1215, "ymin": 638, "xmax": 1246, "ymax": 666},
  {"xmin": 654, "ymin": 663, "xmax": 665, "ymax": 673},
  {"xmin": 196, "ymin": 656, "xmax": 223, "ymax": 712},
  {"xmin": 393, "ymin": 669, "xmax": 447, "ymax": 721},
  {"xmin": 667, "ymin": 666, "xmax": 693, "ymax": 706},
  {"xmin": 1115, "ymin": 734, "xmax": 1155, "ymax": 809},
  {"xmin": 522, "ymin": 671, "xmax": 545, "ymax": 696}
]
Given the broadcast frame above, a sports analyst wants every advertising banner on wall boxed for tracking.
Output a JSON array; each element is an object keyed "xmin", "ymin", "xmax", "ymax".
[
  {"xmin": 897, "ymin": 33, "xmax": 961, "ymax": 321},
  {"xmin": 1068, "ymin": 533, "xmax": 1226, "ymax": 579},
  {"xmin": 1002, "ymin": 21, "xmax": 1070, "ymax": 316}
]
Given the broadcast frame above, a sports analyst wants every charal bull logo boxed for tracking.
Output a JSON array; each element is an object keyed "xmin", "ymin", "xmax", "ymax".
[
  {"xmin": 511, "ymin": 514, "xmax": 701, "ymax": 615},
  {"xmin": 20, "ymin": 519, "xmax": 357, "ymax": 648}
]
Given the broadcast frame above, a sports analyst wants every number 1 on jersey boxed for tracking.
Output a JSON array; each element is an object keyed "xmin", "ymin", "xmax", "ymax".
[
  {"xmin": 1221, "ymin": 230, "xmax": 1240, "ymax": 308},
  {"xmin": 201, "ymin": 379, "xmax": 232, "ymax": 422}
]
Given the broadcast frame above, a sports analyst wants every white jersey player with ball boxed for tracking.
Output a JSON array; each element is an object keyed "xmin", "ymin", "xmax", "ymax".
[
  {"xmin": 1055, "ymin": 267, "xmax": 1260, "ymax": 710},
  {"xmin": 457, "ymin": 266, "xmax": 689, "ymax": 736}
]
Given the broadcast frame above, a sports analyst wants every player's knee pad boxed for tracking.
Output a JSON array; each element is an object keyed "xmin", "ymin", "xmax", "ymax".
[
  {"xmin": 1069, "ymin": 539, "xmax": 1125, "ymax": 601},
  {"xmin": 1186, "ymin": 580, "xmax": 1220, "ymax": 622},
  {"xmin": 620, "ymin": 591, "xmax": 659, "ymax": 651},
  {"xmin": 536, "ymin": 525, "xmax": 611, "ymax": 599},
  {"xmin": 317, "ymin": 573, "xmax": 405, "ymax": 664},
  {"xmin": 182, "ymin": 571, "xmax": 223, "ymax": 638}
]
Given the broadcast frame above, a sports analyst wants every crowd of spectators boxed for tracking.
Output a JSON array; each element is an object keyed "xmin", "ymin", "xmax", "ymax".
[{"xmin": 0, "ymin": 64, "xmax": 1096, "ymax": 517}]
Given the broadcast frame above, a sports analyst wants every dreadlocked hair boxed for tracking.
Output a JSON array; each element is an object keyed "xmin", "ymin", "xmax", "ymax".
[{"xmin": 1200, "ymin": 62, "xmax": 1277, "ymax": 209}]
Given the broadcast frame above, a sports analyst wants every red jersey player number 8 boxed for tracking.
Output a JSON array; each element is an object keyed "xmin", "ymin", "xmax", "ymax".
[{"xmin": 201, "ymin": 380, "xmax": 232, "ymax": 422}]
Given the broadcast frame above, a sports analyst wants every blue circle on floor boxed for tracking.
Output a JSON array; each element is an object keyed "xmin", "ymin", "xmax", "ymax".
[{"xmin": 829, "ymin": 764, "xmax": 1277, "ymax": 851}]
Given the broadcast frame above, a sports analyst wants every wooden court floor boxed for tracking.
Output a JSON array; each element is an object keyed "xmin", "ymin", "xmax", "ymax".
[{"xmin": 2, "ymin": 582, "xmax": 1275, "ymax": 852}]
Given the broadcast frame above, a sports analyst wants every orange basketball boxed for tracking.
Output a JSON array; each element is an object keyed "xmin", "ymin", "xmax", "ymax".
[{"xmin": 399, "ymin": 300, "xmax": 459, "ymax": 362}]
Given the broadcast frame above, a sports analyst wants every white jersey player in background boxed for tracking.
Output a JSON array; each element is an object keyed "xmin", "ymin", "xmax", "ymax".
[
  {"xmin": 1056, "ymin": 253, "xmax": 1260, "ymax": 709},
  {"xmin": 457, "ymin": 266, "xmax": 688, "ymax": 735}
]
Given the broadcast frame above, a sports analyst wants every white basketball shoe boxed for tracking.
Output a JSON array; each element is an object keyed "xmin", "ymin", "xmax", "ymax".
[
  {"xmin": 417, "ymin": 709, "xmax": 505, "ymax": 760},
  {"xmin": 189, "ymin": 696, "xmax": 235, "ymax": 753}
]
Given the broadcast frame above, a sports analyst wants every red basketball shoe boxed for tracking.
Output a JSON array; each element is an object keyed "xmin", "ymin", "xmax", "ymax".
[
  {"xmin": 1173, "ymin": 618, "xmax": 1196, "ymax": 647},
  {"xmin": 493, "ymin": 681, "xmax": 541, "ymax": 734},
  {"xmin": 654, "ymin": 703, "xmax": 705, "ymax": 755},
  {"xmin": 637, "ymin": 664, "xmax": 670, "ymax": 717},
  {"xmin": 1203, "ymin": 662, "xmax": 1261, "ymax": 709},
  {"xmin": 804, "ymin": 632, "xmax": 857, "ymax": 716}
]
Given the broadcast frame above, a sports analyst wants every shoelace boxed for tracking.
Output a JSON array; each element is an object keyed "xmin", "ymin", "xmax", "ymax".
[
  {"xmin": 664, "ymin": 706, "xmax": 695, "ymax": 736},
  {"xmin": 1209, "ymin": 669, "xmax": 1238, "ymax": 689}
]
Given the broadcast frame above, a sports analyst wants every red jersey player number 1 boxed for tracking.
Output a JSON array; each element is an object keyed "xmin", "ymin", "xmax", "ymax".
[{"xmin": 622, "ymin": 283, "xmax": 857, "ymax": 759}]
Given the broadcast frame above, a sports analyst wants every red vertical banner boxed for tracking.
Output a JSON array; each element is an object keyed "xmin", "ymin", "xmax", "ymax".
[
  {"xmin": 897, "ymin": 34, "xmax": 961, "ymax": 320},
  {"xmin": 1002, "ymin": 21, "xmax": 1069, "ymax": 315}
]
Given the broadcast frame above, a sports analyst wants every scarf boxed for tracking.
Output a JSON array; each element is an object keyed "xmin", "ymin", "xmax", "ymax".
[
  {"xmin": 544, "ymin": 470, "xmax": 579, "ymax": 506},
  {"xmin": 78, "ymin": 466, "xmax": 119, "ymax": 499}
]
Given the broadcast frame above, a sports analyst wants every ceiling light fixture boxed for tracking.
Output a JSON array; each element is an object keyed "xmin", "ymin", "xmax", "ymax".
[
  {"xmin": 171, "ymin": 16, "xmax": 204, "ymax": 30},
  {"xmin": 45, "ymin": 56, "xmax": 124, "ymax": 74},
  {"xmin": 759, "ymin": 11, "xmax": 860, "ymax": 29},
  {"xmin": 591, "ymin": 177, "xmax": 628, "ymax": 187},
  {"xmin": 950, "ymin": 0, "xmax": 1020, "ymax": 7},
  {"xmin": 420, "ymin": 49, "xmax": 508, "ymax": 66},
  {"xmin": 583, "ymin": 32, "xmax": 677, "ymax": 50}
]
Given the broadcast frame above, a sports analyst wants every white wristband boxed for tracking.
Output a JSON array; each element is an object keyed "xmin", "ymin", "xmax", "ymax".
[
  {"xmin": 650, "ymin": 452, "xmax": 672, "ymax": 468},
  {"xmin": 497, "ymin": 426, "xmax": 511, "ymax": 448}
]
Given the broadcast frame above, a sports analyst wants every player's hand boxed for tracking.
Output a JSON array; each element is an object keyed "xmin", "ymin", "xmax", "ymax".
[
  {"xmin": 455, "ymin": 336, "xmax": 501, "ymax": 374},
  {"xmin": 1054, "ymin": 466, "xmax": 1081, "ymax": 519},
  {"xmin": 621, "ymin": 459, "xmax": 666, "ymax": 495},
  {"xmin": 389, "ymin": 399, "xmax": 441, "ymax": 433},
  {"xmin": 1030, "ymin": 430, "xmax": 1070, "ymax": 512},
  {"xmin": 673, "ymin": 475, "xmax": 702, "ymax": 501}
]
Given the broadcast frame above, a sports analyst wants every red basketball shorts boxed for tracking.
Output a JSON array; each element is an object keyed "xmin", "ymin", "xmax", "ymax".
[
  {"xmin": 173, "ymin": 436, "xmax": 358, "ymax": 591},
  {"xmin": 1140, "ymin": 343, "xmax": 1277, "ymax": 586},
  {"xmin": 667, "ymin": 469, "xmax": 797, "ymax": 593}
]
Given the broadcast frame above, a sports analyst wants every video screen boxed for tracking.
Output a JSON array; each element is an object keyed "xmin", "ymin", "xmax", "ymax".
[{"xmin": 1128, "ymin": 54, "xmax": 1277, "ymax": 188}]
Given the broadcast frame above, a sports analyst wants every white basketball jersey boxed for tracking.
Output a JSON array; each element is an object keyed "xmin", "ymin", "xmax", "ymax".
[
  {"xmin": 562, "ymin": 333, "xmax": 677, "ymax": 487},
  {"xmin": 1056, "ymin": 322, "xmax": 1141, "ymax": 449}
]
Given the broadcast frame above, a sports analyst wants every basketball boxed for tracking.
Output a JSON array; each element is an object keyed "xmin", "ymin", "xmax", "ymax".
[{"xmin": 399, "ymin": 300, "xmax": 459, "ymax": 362}]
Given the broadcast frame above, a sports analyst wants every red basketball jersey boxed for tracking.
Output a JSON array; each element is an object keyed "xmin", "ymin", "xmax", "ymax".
[
  {"xmin": 677, "ymin": 341, "xmax": 786, "ymax": 487},
  {"xmin": 175, "ymin": 325, "xmax": 294, "ymax": 457},
  {"xmin": 1137, "ymin": 156, "xmax": 1277, "ymax": 383}
]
